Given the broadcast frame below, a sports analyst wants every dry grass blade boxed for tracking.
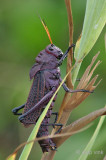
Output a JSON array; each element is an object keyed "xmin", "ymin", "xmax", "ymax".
[
  {"xmin": 65, "ymin": 0, "xmax": 73, "ymax": 65},
  {"xmin": 53, "ymin": 108, "xmax": 106, "ymax": 147},
  {"xmin": 77, "ymin": 52, "xmax": 100, "ymax": 89},
  {"xmin": 65, "ymin": 75, "xmax": 99, "ymax": 112},
  {"xmin": 7, "ymin": 123, "xmax": 93, "ymax": 160},
  {"xmin": 103, "ymin": 155, "xmax": 106, "ymax": 160},
  {"xmin": 54, "ymin": 0, "xmax": 74, "ymax": 130},
  {"xmin": 42, "ymin": 108, "xmax": 106, "ymax": 160},
  {"xmin": 65, "ymin": 0, "xmax": 73, "ymax": 89}
]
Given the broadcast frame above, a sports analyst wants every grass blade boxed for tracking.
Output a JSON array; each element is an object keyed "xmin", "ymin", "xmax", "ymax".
[
  {"xmin": 72, "ymin": 0, "xmax": 106, "ymax": 85},
  {"xmin": 78, "ymin": 114, "xmax": 105, "ymax": 160}
]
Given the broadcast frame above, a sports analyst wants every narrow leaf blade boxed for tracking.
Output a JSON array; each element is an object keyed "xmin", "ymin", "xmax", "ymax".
[
  {"xmin": 72, "ymin": 0, "xmax": 106, "ymax": 85},
  {"xmin": 75, "ymin": 0, "xmax": 106, "ymax": 60},
  {"xmin": 78, "ymin": 115, "xmax": 105, "ymax": 160}
]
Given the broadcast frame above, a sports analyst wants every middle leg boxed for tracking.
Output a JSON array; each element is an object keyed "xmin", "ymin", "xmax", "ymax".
[
  {"xmin": 52, "ymin": 112, "xmax": 58, "ymax": 124},
  {"xmin": 41, "ymin": 123, "xmax": 63, "ymax": 134}
]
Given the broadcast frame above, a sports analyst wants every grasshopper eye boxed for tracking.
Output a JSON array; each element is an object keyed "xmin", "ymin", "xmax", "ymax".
[
  {"xmin": 51, "ymin": 44, "xmax": 54, "ymax": 47},
  {"xmin": 49, "ymin": 47, "xmax": 53, "ymax": 51}
]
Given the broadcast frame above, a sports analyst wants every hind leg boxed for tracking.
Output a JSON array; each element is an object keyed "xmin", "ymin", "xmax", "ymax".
[{"xmin": 12, "ymin": 104, "xmax": 25, "ymax": 115}]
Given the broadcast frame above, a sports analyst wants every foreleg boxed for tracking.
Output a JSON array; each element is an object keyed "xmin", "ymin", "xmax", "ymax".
[
  {"xmin": 58, "ymin": 44, "xmax": 75, "ymax": 66},
  {"xmin": 60, "ymin": 78, "xmax": 93, "ymax": 93}
]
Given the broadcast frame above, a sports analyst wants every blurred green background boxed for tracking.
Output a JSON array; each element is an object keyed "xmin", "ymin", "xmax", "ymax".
[{"xmin": 0, "ymin": 0, "xmax": 106, "ymax": 159}]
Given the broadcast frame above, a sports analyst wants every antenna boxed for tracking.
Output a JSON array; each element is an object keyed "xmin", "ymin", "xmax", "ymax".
[{"xmin": 38, "ymin": 15, "xmax": 53, "ymax": 44}]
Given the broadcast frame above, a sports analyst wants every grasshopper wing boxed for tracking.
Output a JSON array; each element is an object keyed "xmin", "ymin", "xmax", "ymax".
[{"xmin": 22, "ymin": 71, "xmax": 47, "ymax": 127}]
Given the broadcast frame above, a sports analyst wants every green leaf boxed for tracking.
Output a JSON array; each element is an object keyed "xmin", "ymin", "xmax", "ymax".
[
  {"xmin": 19, "ymin": 70, "xmax": 70, "ymax": 160},
  {"xmin": 72, "ymin": 0, "xmax": 106, "ymax": 85},
  {"xmin": 78, "ymin": 115, "xmax": 105, "ymax": 160},
  {"xmin": 6, "ymin": 153, "xmax": 17, "ymax": 160}
]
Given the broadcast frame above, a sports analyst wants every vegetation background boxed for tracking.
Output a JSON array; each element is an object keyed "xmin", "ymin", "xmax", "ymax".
[{"xmin": 0, "ymin": 0, "xmax": 105, "ymax": 159}]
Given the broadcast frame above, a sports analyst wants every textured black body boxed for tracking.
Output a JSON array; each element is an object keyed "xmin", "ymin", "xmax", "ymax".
[
  {"xmin": 16, "ymin": 44, "xmax": 63, "ymax": 152},
  {"xmin": 12, "ymin": 43, "xmax": 91, "ymax": 152}
]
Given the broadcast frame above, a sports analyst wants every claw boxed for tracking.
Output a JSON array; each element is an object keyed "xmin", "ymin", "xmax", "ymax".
[
  {"xmin": 51, "ymin": 146, "xmax": 57, "ymax": 151},
  {"xmin": 12, "ymin": 108, "xmax": 22, "ymax": 115},
  {"xmin": 12, "ymin": 108, "xmax": 17, "ymax": 115},
  {"xmin": 52, "ymin": 124, "xmax": 55, "ymax": 128},
  {"xmin": 68, "ymin": 43, "xmax": 75, "ymax": 50},
  {"xmin": 18, "ymin": 116, "xmax": 24, "ymax": 122},
  {"xmin": 50, "ymin": 142, "xmax": 57, "ymax": 151}
]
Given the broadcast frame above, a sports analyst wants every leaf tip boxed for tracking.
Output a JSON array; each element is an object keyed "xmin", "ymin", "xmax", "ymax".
[{"xmin": 6, "ymin": 152, "xmax": 17, "ymax": 160}]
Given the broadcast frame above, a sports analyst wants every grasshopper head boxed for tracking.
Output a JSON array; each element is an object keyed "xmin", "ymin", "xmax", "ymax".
[{"xmin": 45, "ymin": 44, "xmax": 63, "ymax": 59}]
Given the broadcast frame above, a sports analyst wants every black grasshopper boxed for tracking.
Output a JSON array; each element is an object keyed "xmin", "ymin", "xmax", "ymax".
[{"xmin": 12, "ymin": 18, "xmax": 92, "ymax": 152}]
